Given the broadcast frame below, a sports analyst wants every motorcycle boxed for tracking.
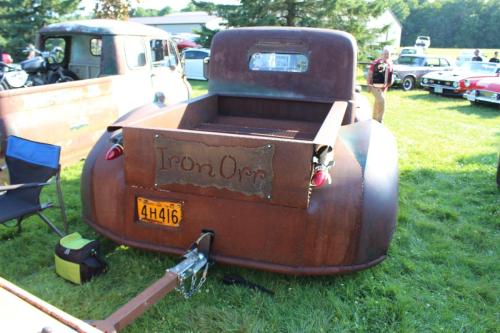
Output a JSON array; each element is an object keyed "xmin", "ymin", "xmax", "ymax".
[
  {"xmin": 20, "ymin": 46, "xmax": 79, "ymax": 86},
  {"xmin": 0, "ymin": 61, "xmax": 30, "ymax": 90}
]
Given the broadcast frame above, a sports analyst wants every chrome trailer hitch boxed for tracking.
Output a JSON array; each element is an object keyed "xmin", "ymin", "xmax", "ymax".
[{"xmin": 93, "ymin": 231, "xmax": 214, "ymax": 333}]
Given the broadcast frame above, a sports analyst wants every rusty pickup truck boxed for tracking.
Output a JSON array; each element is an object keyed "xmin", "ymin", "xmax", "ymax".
[
  {"xmin": 0, "ymin": 19, "xmax": 190, "ymax": 166},
  {"xmin": 82, "ymin": 27, "xmax": 398, "ymax": 275}
]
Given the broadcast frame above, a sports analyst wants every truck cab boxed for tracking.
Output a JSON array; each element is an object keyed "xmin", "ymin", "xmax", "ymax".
[{"xmin": 0, "ymin": 19, "xmax": 191, "ymax": 165}]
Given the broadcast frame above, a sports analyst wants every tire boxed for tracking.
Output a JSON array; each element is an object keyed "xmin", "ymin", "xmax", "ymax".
[
  {"xmin": 0, "ymin": 81, "xmax": 8, "ymax": 91},
  {"xmin": 402, "ymin": 76, "xmax": 415, "ymax": 91}
]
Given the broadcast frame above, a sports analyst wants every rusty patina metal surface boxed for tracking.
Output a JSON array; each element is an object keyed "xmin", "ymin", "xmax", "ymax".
[
  {"xmin": 155, "ymin": 137, "xmax": 274, "ymax": 198},
  {"xmin": 0, "ymin": 77, "xmax": 120, "ymax": 165},
  {"xmin": 81, "ymin": 27, "xmax": 398, "ymax": 275}
]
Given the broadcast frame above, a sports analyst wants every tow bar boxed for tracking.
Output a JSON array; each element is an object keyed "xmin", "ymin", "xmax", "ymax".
[{"xmin": 93, "ymin": 232, "xmax": 214, "ymax": 333}]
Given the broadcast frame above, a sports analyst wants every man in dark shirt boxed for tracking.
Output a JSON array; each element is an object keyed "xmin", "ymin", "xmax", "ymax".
[
  {"xmin": 489, "ymin": 51, "xmax": 499, "ymax": 63},
  {"xmin": 472, "ymin": 49, "xmax": 483, "ymax": 61}
]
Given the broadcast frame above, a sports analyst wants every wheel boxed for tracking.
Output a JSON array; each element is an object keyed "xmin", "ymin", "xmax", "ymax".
[
  {"xmin": 0, "ymin": 80, "xmax": 8, "ymax": 90},
  {"xmin": 402, "ymin": 76, "xmax": 415, "ymax": 91}
]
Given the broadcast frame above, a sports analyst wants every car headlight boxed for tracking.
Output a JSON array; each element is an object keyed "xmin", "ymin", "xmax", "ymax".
[
  {"xmin": 422, "ymin": 78, "xmax": 428, "ymax": 84},
  {"xmin": 452, "ymin": 81, "xmax": 459, "ymax": 88},
  {"xmin": 464, "ymin": 79, "xmax": 470, "ymax": 87}
]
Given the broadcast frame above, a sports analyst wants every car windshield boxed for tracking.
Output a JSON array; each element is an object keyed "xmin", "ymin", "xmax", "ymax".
[
  {"xmin": 401, "ymin": 49, "xmax": 416, "ymax": 55},
  {"xmin": 459, "ymin": 62, "xmax": 499, "ymax": 73},
  {"xmin": 396, "ymin": 56, "xmax": 425, "ymax": 66}
]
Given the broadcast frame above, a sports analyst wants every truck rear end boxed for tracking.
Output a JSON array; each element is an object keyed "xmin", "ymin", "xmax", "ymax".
[{"xmin": 82, "ymin": 28, "xmax": 398, "ymax": 275}]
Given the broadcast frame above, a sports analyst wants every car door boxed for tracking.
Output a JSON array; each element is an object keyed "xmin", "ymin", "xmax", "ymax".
[
  {"xmin": 183, "ymin": 50, "xmax": 208, "ymax": 80},
  {"xmin": 118, "ymin": 36, "xmax": 154, "ymax": 115},
  {"xmin": 149, "ymin": 39, "xmax": 190, "ymax": 105}
]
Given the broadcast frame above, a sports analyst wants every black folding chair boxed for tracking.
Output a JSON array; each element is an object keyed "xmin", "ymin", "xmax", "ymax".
[{"xmin": 0, "ymin": 136, "xmax": 68, "ymax": 236}]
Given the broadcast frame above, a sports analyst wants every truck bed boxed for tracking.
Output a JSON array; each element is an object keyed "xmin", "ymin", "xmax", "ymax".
[
  {"xmin": 127, "ymin": 94, "xmax": 333, "ymax": 143},
  {"xmin": 195, "ymin": 115, "xmax": 319, "ymax": 140}
]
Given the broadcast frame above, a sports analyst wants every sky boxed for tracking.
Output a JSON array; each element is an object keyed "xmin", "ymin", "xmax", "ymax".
[{"xmin": 81, "ymin": 0, "xmax": 239, "ymax": 12}]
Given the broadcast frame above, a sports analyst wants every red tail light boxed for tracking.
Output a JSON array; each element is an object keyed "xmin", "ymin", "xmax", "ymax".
[
  {"xmin": 105, "ymin": 144, "xmax": 123, "ymax": 160},
  {"xmin": 311, "ymin": 169, "xmax": 329, "ymax": 187}
]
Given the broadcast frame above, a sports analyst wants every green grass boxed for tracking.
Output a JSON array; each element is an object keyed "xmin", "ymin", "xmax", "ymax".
[
  {"xmin": 0, "ymin": 84, "xmax": 498, "ymax": 332},
  {"xmin": 189, "ymin": 79, "xmax": 209, "ymax": 98}
]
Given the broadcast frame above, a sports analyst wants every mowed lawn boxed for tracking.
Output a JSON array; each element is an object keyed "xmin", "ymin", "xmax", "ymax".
[{"xmin": 0, "ymin": 81, "xmax": 498, "ymax": 332}]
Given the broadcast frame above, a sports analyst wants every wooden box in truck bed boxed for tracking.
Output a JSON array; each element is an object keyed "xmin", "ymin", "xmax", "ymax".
[{"xmin": 81, "ymin": 27, "xmax": 398, "ymax": 275}]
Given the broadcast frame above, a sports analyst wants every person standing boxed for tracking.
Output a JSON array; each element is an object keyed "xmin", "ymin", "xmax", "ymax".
[
  {"xmin": 489, "ymin": 51, "xmax": 499, "ymax": 63},
  {"xmin": 471, "ymin": 49, "xmax": 483, "ymax": 61},
  {"xmin": 367, "ymin": 47, "xmax": 393, "ymax": 123}
]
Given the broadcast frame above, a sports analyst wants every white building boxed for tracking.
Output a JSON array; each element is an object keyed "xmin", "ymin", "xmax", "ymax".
[
  {"xmin": 129, "ymin": 11, "xmax": 224, "ymax": 35},
  {"xmin": 367, "ymin": 9, "xmax": 402, "ymax": 49}
]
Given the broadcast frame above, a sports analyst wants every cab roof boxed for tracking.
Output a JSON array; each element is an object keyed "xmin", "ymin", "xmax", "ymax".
[{"xmin": 39, "ymin": 19, "xmax": 170, "ymax": 38}]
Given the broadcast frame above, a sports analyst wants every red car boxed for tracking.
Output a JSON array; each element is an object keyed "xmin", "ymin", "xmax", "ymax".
[
  {"xmin": 172, "ymin": 36, "xmax": 200, "ymax": 52},
  {"xmin": 463, "ymin": 76, "xmax": 500, "ymax": 107},
  {"xmin": 420, "ymin": 61, "xmax": 500, "ymax": 96}
]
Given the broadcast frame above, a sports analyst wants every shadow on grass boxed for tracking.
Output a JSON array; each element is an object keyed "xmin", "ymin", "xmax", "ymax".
[
  {"xmin": 404, "ymin": 91, "xmax": 457, "ymax": 101},
  {"xmin": 441, "ymin": 103, "xmax": 500, "ymax": 118},
  {"xmin": 1, "ymin": 156, "xmax": 499, "ymax": 332},
  {"xmin": 456, "ymin": 152, "xmax": 499, "ymax": 166},
  {"xmin": 405, "ymin": 91, "xmax": 500, "ymax": 118}
]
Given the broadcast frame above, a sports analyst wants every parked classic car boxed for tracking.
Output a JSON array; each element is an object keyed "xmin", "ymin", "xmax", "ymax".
[
  {"xmin": 393, "ymin": 54, "xmax": 452, "ymax": 91},
  {"xmin": 399, "ymin": 46, "xmax": 424, "ymax": 56},
  {"xmin": 0, "ymin": 19, "xmax": 191, "ymax": 165},
  {"xmin": 172, "ymin": 33, "xmax": 201, "ymax": 52},
  {"xmin": 420, "ymin": 61, "xmax": 500, "ymax": 96},
  {"xmin": 181, "ymin": 48, "xmax": 210, "ymax": 80},
  {"xmin": 455, "ymin": 49, "xmax": 487, "ymax": 66},
  {"xmin": 81, "ymin": 27, "xmax": 398, "ymax": 276},
  {"xmin": 463, "ymin": 77, "xmax": 500, "ymax": 107}
]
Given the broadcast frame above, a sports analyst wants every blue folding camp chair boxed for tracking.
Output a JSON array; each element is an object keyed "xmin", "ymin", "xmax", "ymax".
[{"xmin": 0, "ymin": 136, "xmax": 68, "ymax": 236}]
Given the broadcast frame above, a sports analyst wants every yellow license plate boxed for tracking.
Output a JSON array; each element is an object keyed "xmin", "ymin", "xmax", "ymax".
[{"xmin": 136, "ymin": 197, "xmax": 182, "ymax": 227}]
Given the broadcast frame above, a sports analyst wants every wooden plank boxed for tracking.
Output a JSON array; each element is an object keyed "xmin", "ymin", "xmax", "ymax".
[{"xmin": 0, "ymin": 276, "xmax": 102, "ymax": 333}]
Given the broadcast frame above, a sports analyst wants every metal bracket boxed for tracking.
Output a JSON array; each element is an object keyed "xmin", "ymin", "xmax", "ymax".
[{"xmin": 168, "ymin": 231, "xmax": 214, "ymax": 298}]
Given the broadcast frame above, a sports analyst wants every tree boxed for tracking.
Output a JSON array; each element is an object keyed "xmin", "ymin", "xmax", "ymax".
[
  {"xmin": 400, "ymin": 0, "xmax": 500, "ymax": 48},
  {"xmin": 129, "ymin": 5, "xmax": 171, "ymax": 17},
  {"xmin": 388, "ymin": 0, "xmax": 420, "ymax": 22},
  {"xmin": 181, "ymin": 3, "xmax": 198, "ymax": 12},
  {"xmin": 0, "ymin": 0, "xmax": 80, "ymax": 59},
  {"xmin": 193, "ymin": 0, "xmax": 390, "ymax": 58},
  {"xmin": 195, "ymin": 25, "xmax": 219, "ymax": 48},
  {"xmin": 94, "ymin": 0, "xmax": 132, "ymax": 20},
  {"xmin": 158, "ymin": 6, "xmax": 172, "ymax": 16}
]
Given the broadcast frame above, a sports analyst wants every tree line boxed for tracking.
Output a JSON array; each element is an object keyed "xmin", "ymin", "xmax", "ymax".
[
  {"xmin": 0, "ymin": 0, "xmax": 498, "ymax": 62},
  {"xmin": 394, "ymin": 0, "xmax": 500, "ymax": 48}
]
